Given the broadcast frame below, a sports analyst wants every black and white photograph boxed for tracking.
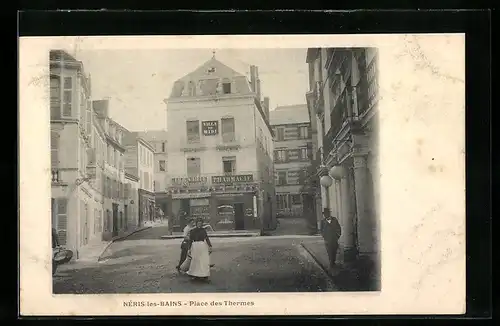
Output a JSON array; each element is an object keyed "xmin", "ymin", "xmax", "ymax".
[
  {"xmin": 48, "ymin": 46, "xmax": 380, "ymax": 294},
  {"xmin": 20, "ymin": 34, "xmax": 466, "ymax": 316}
]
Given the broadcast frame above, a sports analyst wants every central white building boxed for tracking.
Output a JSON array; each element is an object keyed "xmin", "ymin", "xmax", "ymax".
[{"xmin": 164, "ymin": 55, "xmax": 276, "ymax": 233}]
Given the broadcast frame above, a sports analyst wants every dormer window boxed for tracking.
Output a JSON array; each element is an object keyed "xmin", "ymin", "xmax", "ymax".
[{"xmin": 222, "ymin": 78, "xmax": 231, "ymax": 94}]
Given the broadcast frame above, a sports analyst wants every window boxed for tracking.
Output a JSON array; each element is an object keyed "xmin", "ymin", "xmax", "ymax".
[
  {"xmin": 161, "ymin": 142, "xmax": 166, "ymax": 153},
  {"xmin": 277, "ymin": 171, "xmax": 287, "ymax": 185},
  {"xmin": 221, "ymin": 117, "xmax": 235, "ymax": 142},
  {"xmin": 62, "ymin": 77, "xmax": 72, "ymax": 117},
  {"xmin": 274, "ymin": 150, "xmax": 287, "ymax": 162},
  {"xmin": 52, "ymin": 198, "xmax": 68, "ymax": 245},
  {"xmin": 187, "ymin": 157, "xmax": 201, "ymax": 176},
  {"xmin": 50, "ymin": 76, "xmax": 61, "ymax": 119},
  {"xmin": 299, "ymin": 126, "xmax": 309, "ymax": 139},
  {"xmin": 222, "ymin": 79, "xmax": 231, "ymax": 94},
  {"xmin": 106, "ymin": 177, "xmax": 111, "ymax": 198},
  {"xmin": 276, "ymin": 127, "xmax": 285, "ymax": 141},
  {"xmin": 222, "ymin": 156, "xmax": 236, "ymax": 174},
  {"xmin": 144, "ymin": 171, "xmax": 149, "ymax": 190},
  {"xmin": 291, "ymin": 194, "xmax": 302, "ymax": 205},
  {"xmin": 186, "ymin": 120, "xmax": 200, "ymax": 143},
  {"xmin": 300, "ymin": 147, "xmax": 309, "ymax": 160},
  {"xmin": 159, "ymin": 160, "xmax": 166, "ymax": 172},
  {"xmin": 276, "ymin": 194, "xmax": 290, "ymax": 210},
  {"xmin": 51, "ymin": 131, "xmax": 60, "ymax": 167}
]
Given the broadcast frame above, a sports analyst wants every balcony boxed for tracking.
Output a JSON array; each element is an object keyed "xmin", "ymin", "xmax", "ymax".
[
  {"xmin": 181, "ymin": 137, "xmax": 207, "ymax": 152},
  {"xmin": 217, "ymin": 132, "xmax": 240, "ymax": 151}
]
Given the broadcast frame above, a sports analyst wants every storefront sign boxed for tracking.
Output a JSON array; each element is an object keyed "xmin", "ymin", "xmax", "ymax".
[
  {"xmin": 171, "ymin": 192, "xmax": 211, "ymax": 199},
  {"xmin": 191, "ymin": 205, "xmax": 210, "ymax": 216},
  {"xmin": 202, "ymin": 120, "xmax": 219, "ymax": 136},
  {"xmin": 171, "ymin": 176, "xmax": 208, "ymax": 186},
  {"xmin": 212, "ymin": 174, "xmax": 253, "ymax": 184}
]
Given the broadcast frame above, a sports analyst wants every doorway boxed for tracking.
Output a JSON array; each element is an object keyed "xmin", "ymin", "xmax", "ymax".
[
  {"xmin": 234, "ymin": 203, "xmax": 245, "ymax": 230},
  {"xmin": 112, "ymin": 203, "xmax": 118, "ymax": 237}
]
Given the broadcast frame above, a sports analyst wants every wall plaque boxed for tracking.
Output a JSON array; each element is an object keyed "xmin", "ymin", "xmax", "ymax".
[{"xmin": 202, "ymin": 120, "xmax": 219, "ymax": 136}]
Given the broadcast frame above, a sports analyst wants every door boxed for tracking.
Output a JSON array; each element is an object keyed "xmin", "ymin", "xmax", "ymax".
[
  {"xmin": 124, "ymin": 205, "xmax": 128, "ymax": 230},
  {"xmin": 112, "ymin": 203, "xmax": 118, "ymax": 236},
  {"xmin": 234, "ymin": 203, "xmax": 245, "ymax": 230}
]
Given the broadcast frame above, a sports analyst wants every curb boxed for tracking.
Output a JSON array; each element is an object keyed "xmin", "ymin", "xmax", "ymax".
[
  {"xmin": 160, "ymin": 233, "xmax": 260, "ymax": 240},
  {"xmin": 300, "ymin": 243, "xmax": 336, "ymax": 281},
  {"xmin": 97, "ymin": 226, "xmax": 152, "ymax": 262}
]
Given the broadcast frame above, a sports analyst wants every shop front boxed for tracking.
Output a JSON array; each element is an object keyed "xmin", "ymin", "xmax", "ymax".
[
  {"xmin": 138, "ymin": 189, "xmax": 155, "ymax": 226},
  {"xmin": 167, "ymin": 174, "xmax": 261, "ymax": 232}
]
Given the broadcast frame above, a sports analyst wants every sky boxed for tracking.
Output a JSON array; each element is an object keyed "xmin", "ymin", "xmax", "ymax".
[{"xmin": 76, "ymin": 48, "xmax": 309, "ymax": 132}]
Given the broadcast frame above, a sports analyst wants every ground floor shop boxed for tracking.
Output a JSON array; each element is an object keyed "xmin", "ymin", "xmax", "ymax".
[
  {"xmin": 138, "ymin": 189, "xmax": 156, "ymax": 226},
  {"xmin": 166, "ymin": 185, "xmax": 275, "ymax": 233}
]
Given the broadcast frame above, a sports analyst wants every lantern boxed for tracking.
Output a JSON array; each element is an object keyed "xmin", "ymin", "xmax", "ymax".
[
  {"xmin": 320, "ymin": 175, "xmax": 333, "ymax": 188},
  {"xmin": 329, "ymin": 165, "xmax": 345, "ymax": 180}
]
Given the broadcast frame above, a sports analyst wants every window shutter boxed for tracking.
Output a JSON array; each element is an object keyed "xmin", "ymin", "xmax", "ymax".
[
  {"xmin": 56, "ymin": 198, "xmax": 68, "ymax": 245},
  {"xmin": 51, "ymin": 131, "xmax": 60, "ymax": 167}
]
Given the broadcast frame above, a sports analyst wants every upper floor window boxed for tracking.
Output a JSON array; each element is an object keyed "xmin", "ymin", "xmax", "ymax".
[
  {"xmin": 222, "ymin": 78, "xmax": 231, "ymax": 94},
  {"xmin": 299, "ymin": 126, "xmax": 309, "ymax": 139},
  {"xmin": 50, "ymin": 76, "xmax": 61, "ymax": 119},
  {"xmin": 159, "ymin": 160, "xmax": 166, "ymax": 172},
  {"xmin": 187, "ymin": 157, "xmax": 201, "ymax": 176},
  {"xmin": 186, "ymin": 120, "xmax": 200, "ymax": 143},
  {"xmin": 161, "ymin": 142, "xmax": 166, "ymax": 153},
  {"xmin": 277, "ymin": 171, "xmax": 287, "ymax": 185},
  {"xmin": 276, "ymin": 127, "xmax": 285, "ymax": 141},
  {"xmin": 221, "ymin": 117, "xmax": 235, "ymax": 143},
  {"xmin": 51, "ymin": 131, "xmax": 60, "ymax": 167},
  {"xmin": 274, "ymin": 149, "xmax": 287, "ymax": 162},
  {"xmin": 62, "ymin": 77, "xmax": 72, "ymax": 117},
  {"xmin": 300, "ymin": 147, "xmax": 309, "ymax": 160},
  {"xmin": 222, "ymin": 156, "xmax": 236, "ymax": 174}
]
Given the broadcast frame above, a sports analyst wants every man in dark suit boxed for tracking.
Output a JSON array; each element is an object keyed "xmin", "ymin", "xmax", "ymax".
[{"xmin": 321, "ymin": 208, "xmax": 342, "ymax": 269}]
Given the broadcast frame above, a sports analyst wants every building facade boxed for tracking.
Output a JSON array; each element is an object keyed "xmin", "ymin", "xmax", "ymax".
[
  {"xmin": 137, "ymin": 130, "xmax": 170, "ymax": 223},
  {"xmin": 123, "ymin": 132, "xmax": 156, "ymax": 226},
  {"xmin": 50, "ymin": 51, "xmax": 135, "ymax": 260},
  {"xmin": 270, "ymin": 104, "xmax": 313, "ymax": 218},
  {"xmin": 164, "ymin": 55, "xmax": 276, "ymax": 233},
  {"xmin": 124, "ymin": 172, "xmax": 140, "ymax": 230},
  {"xmin": 306, "ymin": 48, "xmax": 379, "ymax": 280}
]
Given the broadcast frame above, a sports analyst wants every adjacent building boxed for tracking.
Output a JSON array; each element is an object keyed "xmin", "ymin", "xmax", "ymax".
[
  {"xmin": 50, "ymin": 50, "xmax": 136, "ymax": 260},
  {"xmin": 123, "ymin": 131, "xmax": 156, "ymax": 226},
  {"xmin": 164, "ymin": 55, "xmax": 276, "ymax": 233},
  {"xmin": 269, "ymin": 104, "xmax": 313, "ymax": 219},
  {"xmin": 137, "ymin": 130, "xmax": 170, "ymax": 223},
  {"xmin": 124, "ymin": 172, "xmax": 140, "ymax": 230},
  {"xmin": 305, "ymin": 48, "xmax": 379, "ymax": 280}
]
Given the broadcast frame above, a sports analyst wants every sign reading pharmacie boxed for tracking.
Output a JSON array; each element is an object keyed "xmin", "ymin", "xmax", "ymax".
[
  {"xmin": 211, "ymin": 174, "xmax": 254, "ymax": 184},
  {"xmin": 202, "ymin": 120, "xmax": 219, "ymax": 136}
]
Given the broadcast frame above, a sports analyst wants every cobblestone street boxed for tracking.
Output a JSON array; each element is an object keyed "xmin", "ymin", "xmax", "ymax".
[{"xmin": 53, "ymin": 235, "xmax": 335, "ymax": 294}]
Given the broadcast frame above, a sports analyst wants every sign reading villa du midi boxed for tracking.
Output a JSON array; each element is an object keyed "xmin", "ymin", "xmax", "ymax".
[
  {"xmin": 211, "ymin": 174, "xmax": 254, "ymax": 184},
  {"xmin": 202, "ymin": 120, "xmax": 219, "ymax": 136}
]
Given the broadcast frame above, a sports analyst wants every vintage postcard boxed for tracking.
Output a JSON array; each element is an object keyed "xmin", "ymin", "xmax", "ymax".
[{"xmin": 19, "ymin": 34, "xmax": 465, "ymax": 316}]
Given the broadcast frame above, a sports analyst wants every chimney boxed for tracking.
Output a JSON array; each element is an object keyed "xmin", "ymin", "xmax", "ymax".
[
  {"xmin": 249, "ymin": 65, "xmax": 257, "ymax": 92},
  {"xmin": 92, "ymin": 99, "xmax": 109, "ymax": 118},
  {"xmin": 261, "ymin": 96, "xmax": 270, "ymax": 122}
]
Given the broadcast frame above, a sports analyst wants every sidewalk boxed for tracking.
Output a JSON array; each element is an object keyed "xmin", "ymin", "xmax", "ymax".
[
  {"xmin": 161, "ymin": 230, "xmax": 260, "ymax": 239},
  {"xmin": 78, "ymin": 226, "xmax": 152, "ymax": 262},
  {"xmin": 301, "ymin": 239, "xmax": 380, "ymax": 291}
]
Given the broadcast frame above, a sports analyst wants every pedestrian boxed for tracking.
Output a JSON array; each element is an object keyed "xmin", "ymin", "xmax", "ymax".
[
  {"xmin": 321, "ymin": 208, "xmax": 342, "ymax": 270},
  {"xmin": 187, "ymin": 217, "xmax": 213, "ymax": 282},
  {"xmin": 176, "ymin": 218, "xmax": 195, "ymax": 272},
  {"xmin": 52, "ymin": 227, "xmax": 60, "ymax": 249}
]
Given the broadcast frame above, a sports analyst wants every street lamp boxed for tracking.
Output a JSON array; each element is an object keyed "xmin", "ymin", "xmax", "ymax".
[
  {"xmin": 329, "ymin": 165, "xmax": 345, "ymax": 180},
  {"xmin": 320, "ymin": 175, "xmax": 333, "ymax": 188}
]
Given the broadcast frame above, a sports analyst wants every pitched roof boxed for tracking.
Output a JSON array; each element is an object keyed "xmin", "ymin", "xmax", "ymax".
[
  {"xmin": 269, "ymin": 104, "xmax": 310, "ymax": 125},
  {"xmin": 136, "ymin": 130, "xmax": 168, "ymax": 142},
  {"xmin": 169, "ymin": 57, "xmax": 251, "ymax": 98}
]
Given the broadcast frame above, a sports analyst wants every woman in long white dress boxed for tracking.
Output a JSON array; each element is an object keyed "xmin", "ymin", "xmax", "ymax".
[{"xmin": 187, "ymin": 218, "xmax": 213, "ymax": 281}]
